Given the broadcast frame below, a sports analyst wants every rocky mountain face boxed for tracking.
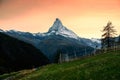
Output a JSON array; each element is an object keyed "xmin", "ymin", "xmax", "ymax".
[
  {"xmin": 2, "ymin": 18, "xmax": 101, "ymax": 62},
  {"xmin": 48, "ymin": 18, "xmax": 79, "ymax": 39}
]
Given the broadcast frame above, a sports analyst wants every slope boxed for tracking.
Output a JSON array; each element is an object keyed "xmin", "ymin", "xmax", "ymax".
[
  {"xmin": 0, "ymin": 32, "xmax": 49, "ymax": 74},
  {"xmin": 38, "ymin": 35, "xmax": 94, "ymax": 62},
  {"xmin": 1, "ymin": 50, "xmax": 120, "ymax": 80}
]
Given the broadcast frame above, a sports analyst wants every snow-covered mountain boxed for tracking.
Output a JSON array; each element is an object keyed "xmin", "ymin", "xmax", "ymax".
[
  {"xmin": 1, "ymin": 18, "xmax": 101, "ymax": 62},
  {"xmin": 4, "ymin": 18, "xmax": 101, "ymax": 49},
  {"xmin": 47, "ymin": 18, "xmax": 79, "ymax": 39},
  {"xmin": 23, "ymin": 18, "xmax": 79, "ymax": 39}
]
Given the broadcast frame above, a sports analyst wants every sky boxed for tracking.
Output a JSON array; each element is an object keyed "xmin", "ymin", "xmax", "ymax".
[{"xmin": 0, "ymin": 0, "xmax": 120, "ymax": 38}]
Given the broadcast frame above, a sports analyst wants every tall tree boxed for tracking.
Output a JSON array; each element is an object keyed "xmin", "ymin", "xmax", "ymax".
[{"xmin": 101, "ymin": 21, "xmax": 116, "ymax": 49}]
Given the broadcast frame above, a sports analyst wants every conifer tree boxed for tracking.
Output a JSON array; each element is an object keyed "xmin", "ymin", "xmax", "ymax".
[{"xmin": 101, "ymin": 21, "xmax": 116, "ymax": 49}]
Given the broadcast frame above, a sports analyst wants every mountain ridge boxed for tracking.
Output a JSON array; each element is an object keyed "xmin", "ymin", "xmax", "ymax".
[
  {"xmin": 1, "ymin": 18, "xmax": 101, "ymax": 62},
  {"xmin": 2, "ymin": 18, "xmax": 101, "ymax": 47}
]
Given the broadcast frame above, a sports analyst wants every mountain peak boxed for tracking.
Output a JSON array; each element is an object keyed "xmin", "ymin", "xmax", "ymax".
[
  {"xmin": 55, "ymin": 18, "xmax": 62, "ymax": 24},
  {"xmin": 48, "ymin": 18, "xmax": 64, "ymax": 32},
  {"xmin": 55, "ymin": 18, "xmax": 61, "ymax": 22},
  {"xmin": 47, "ymin": 18, "xmax": 79, "ymax": 39}
]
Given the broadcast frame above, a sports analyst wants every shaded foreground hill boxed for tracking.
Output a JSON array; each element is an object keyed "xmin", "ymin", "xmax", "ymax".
[
  {"xmin": 1, "ymin": 50, "xmax": 120, "ymax": 80},
  {"xmin": 0, "ymin": 32, "xmax": 49, "ymax": 74}
]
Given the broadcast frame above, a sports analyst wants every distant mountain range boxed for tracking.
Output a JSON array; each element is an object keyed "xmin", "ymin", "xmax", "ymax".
[
  {"xmin": 1, "ymin": 18, "xmax": 101, "ymax": 62},
  {"xmin": 0, "ymin": 32, "xmax": 49, "ymax": 74}
]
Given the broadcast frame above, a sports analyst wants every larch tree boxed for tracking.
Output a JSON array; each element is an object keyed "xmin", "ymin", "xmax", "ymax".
[{"xmin": 101, "ymin": 21, "xmax": 117, "ymax": 49}]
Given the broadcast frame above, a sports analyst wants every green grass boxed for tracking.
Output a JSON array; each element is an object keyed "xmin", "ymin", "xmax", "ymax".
[{"xmin": 0, "ymin": 50, "xmax": 120, "ymax": 80}]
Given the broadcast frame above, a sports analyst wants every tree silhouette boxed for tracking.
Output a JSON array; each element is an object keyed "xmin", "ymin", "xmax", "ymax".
[{"xmin": 101, "ymin": 21, "xmax": 117, "ymax": 49}]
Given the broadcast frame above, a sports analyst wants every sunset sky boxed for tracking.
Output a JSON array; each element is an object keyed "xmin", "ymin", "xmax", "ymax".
[{"xmin": 0, "ymin": 0, "xmax": 120, "ymax": 38}]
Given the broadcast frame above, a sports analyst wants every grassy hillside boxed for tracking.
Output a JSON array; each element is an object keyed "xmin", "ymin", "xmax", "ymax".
[{"xmin": 0, "ymin": 50, "xmax": 120, "ymax": 80}]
